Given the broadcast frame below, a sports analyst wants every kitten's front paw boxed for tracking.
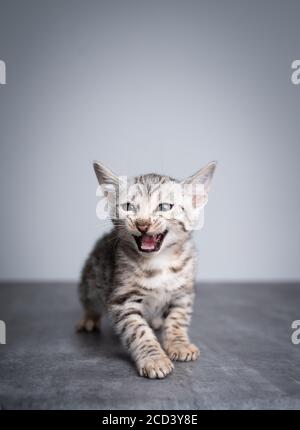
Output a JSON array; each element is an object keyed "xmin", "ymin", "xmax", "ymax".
[
  {"xmin": 164, "ymin": 343, "xmax": 200, "ymax": 361},
  {"xmin": 137, "ymin": 355, "xmax": 174, "ymax": 379}
]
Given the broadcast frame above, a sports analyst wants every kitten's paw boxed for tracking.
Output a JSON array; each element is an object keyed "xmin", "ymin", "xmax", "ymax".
[
  {"xmin": 76, "ymin": 317, "xmax": 100, "ymax": 333},
  {"xmin": 164, "ymin": 343, "xmax": 200, "ymax": 361},
  {"xmin": 137, "ymin": 356, "xmax": 174, "ymax": 379}
]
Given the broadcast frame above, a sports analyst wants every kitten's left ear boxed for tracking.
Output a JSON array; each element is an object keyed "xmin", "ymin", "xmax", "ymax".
[
  {"xmin": 185, "ymin": 161, "xmax": 217, "ymax": 192},
  {"xmin": 183, "ymin": 161, "xmax": 217, "ymax": 209}
]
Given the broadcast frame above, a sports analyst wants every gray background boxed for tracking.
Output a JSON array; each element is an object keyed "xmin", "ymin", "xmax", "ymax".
[{"xmin": 0, "ymin": 0, "xmax": 299, "ymax": 281}]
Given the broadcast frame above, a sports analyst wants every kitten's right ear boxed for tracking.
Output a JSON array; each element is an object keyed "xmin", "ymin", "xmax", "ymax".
[{"xmin": 93, "ymin": 161, "xmax": 119, "ymax": 187}]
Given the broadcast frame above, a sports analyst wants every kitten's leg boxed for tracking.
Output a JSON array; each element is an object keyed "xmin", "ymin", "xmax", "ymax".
[
  {"xmin": 109, "ymin": 295, "xmax": 173, "ymax": 379},
  {"xmin": 76, "ymin": 308, "xmax": 101, "ymax": 332},
  {"xmin": 162, "ymin": 291, "xmax": 199, "ymax": 361},
  {"xmin": 77, "ymin": 278, "xmax": 102, "ymax": 332}
]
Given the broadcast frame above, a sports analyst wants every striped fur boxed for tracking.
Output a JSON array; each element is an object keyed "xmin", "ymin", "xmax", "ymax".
[{"xmin": 78, "ymin": 162, "xmax": 216, "ymax": 378}]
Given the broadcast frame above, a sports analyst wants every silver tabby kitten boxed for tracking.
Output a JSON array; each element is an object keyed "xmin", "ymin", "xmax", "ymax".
[{"xmin": 77, "ymin": 161, "xmax": 216, "ymax": 379}]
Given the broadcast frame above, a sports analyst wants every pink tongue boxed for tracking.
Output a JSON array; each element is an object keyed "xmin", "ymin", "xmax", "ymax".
[{"xmin": 141, "ymin": 235, "xmax": 157, "ymax": 250}]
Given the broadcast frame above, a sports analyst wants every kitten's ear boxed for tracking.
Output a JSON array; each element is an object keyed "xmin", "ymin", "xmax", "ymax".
[
  {"xmin": 93, "ymin": 161, "xmax": 120, "ymax": 202},
  {"xmin": 93, "ymin": 161, "xmax": 119, "ymax": 188},
  {"xmin": 182, "ymin": 161, "xmax": 217, "ymax": 209},
  {"xmin": 185, "ymin": 161, "xmax": 217, "ymax": 192}
]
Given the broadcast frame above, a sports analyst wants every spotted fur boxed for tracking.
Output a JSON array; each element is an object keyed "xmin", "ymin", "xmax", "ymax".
[{"xmin": 78, "ymin": 161, "xmax": 216, "ymax": 378}]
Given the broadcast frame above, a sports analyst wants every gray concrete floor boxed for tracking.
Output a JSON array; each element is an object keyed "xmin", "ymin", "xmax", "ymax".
[{"xmin": 0, "ymin": 282, "xmax": 299, "ymax": 410}]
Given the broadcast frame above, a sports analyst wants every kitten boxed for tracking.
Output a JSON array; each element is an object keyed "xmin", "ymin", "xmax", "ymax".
[{"xmin": 77, "ymin": 161, "xmax": 216, "ymax": 379}]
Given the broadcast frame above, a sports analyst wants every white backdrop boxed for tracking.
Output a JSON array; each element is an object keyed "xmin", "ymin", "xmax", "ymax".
[{"xmin": 0, "ymin": 0, "xmax": 299, "ymax": 281}]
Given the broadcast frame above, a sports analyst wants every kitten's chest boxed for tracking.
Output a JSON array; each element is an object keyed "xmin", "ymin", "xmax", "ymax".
[
  {"xmin": 142, "ymin": 288, "xmax": 171, "ymax": 321},
  {"xmin": 138, "ymin": 268, "xmax": 182, "ymax": 291},
  {"xmin": 137, "ymin": 252, "xmax": 194, "ymax": 291}
]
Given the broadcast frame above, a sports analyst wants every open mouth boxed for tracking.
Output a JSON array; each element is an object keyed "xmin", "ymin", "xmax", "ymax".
[{"xmin": 133, "ymin": 231, "xmax": 168, "ymax": 253}]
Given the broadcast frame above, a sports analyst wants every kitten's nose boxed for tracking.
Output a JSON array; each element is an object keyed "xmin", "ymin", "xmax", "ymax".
[{"xmin": 136, "ymin": 220, "xmax": 150, "ymax": 233}]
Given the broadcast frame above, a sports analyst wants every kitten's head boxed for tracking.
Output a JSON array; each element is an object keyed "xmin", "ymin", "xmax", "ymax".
[{"xmin": 94, "ymin": 161, "xmax": 216, "ymax": 255}]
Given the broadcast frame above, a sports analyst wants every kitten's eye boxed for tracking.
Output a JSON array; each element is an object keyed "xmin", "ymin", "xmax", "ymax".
[
  {"xmin": 121, "ymin": 202, "xmax": 135, "ymax": 212},
  {"xmin": 157, "ymin": 203, "xmax": 174, "ymax": 212}
]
